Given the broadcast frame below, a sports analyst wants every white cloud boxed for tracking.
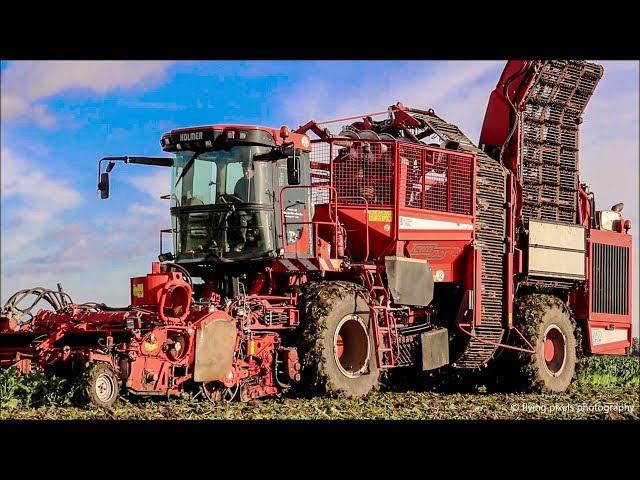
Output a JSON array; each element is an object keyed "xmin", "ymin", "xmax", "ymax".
[
  {"xmin": 124, "ymin": 168, "xmax": 170, "ymax": 202},
  {"xmin": 1, "ymin": 61, "xmax": 174, "ymax": 127},
  {"xmin": 283, "ymin": 61, "xmax": 502, "ymax": 136},
  {"xmin": 0, "ymin": 146, "xmax": 168, "ymax": 302},
  {"xmin": 1, "ymin": 147, "xmax": 82, "ymax": 256},
  {"xmin": 129, "ymin": 203, "xmax": 167, "ymax": 217}
]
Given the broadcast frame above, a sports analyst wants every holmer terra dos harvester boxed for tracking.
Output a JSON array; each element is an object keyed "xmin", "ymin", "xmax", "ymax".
[{"xmin": 0, "ymin": 60, "xmax": 633, "ymax": 407}]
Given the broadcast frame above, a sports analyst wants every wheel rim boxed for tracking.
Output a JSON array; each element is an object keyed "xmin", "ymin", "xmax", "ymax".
[
  {"xmin": 333, "ymin": 314, "xmax": 371, "ymax": 378},
  {"xmin": 542, "ymin": 325, "xmax": 567, "ymax": 377},
  {"xmin": 95, "ymin": 373, "xmax": 116, "ymax": 403}
]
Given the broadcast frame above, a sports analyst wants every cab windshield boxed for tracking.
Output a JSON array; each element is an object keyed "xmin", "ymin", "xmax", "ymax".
[
  {"xmin": 171, "ymin": 146, "xmax": 273, "ymax": 206},
  {"xmin": 170, "ymin": 145, "xmax": 276, "ymax": 262},
  {"xmin": 173, "ymin": 208, "xmax": 274, "ymax": 261}
]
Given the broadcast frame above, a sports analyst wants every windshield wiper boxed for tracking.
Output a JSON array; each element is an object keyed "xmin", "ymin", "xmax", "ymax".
[{"xmin": 174, "ymin": 151, "xmax": 202, "ymax": 187}]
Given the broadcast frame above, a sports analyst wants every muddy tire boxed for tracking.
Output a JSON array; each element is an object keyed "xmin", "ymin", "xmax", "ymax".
[
  {"xmin": 515, "ymin": 294, "xmax": 579, "ymax": 393},
  {"xmin": 83, "ymin": 363, "xmax": 119, "ymax": 408},
  {"xmin": 298, "ymin": 281, "xmax": 380, "ymax": 397}
]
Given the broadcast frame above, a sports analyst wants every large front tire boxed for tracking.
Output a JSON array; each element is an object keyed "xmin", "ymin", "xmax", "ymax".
[{"xmin": 298, "ymin": 281, "xmax": 380, "ymax": 397}]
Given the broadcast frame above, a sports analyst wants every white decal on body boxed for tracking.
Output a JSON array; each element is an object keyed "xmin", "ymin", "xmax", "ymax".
[
  {"xmin": 591, "ymin": 328, "xmax": 628, "ymax": 346},
  {"xmin": 399, "ymin": 216, "xmax": 473, "ymax": 230},
  {"xmin": 279, "ymin": 259, "xmax": 298, "ymax": 271}
]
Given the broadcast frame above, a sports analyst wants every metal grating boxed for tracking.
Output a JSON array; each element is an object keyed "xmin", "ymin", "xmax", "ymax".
[
  {"xmin": 521, "ymin": 60, "xmax": 603, "ymax": 224},
  {"xmin": 592, "ymin": 243, "xmax": 629, "ymax": 315},
  {"xmin": 396, "ymin": 334, "xmax": 419, "ymax": 367},
  {"xmin": 400, "ymin": 145, "xmax": 473, "ymax": 215},
  {"xmin": 414, "ymin": 113, "xmax": 507, "ymax": 369},
  {"xmin": 331, "ymin": 141, "xmax": 395, "ymax": 206},
  {"xmin": 310, "ymin": 141, "xmax": 331, "ymax": 204},
  {"xmin": 402, "ymin": 144, "xmax": 425, "ymax": 208}
]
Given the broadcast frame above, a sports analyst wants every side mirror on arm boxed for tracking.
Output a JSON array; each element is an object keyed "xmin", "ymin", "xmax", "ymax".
[
  {"xmin": 98, "ymin": 172, "xmax": 110, "ymax": 199},
  {"xmin": 97, "ymin": 156, "xmax": 173, "ymax": 200}
]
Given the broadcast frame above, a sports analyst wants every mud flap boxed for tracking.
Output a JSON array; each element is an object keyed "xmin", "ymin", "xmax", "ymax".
[
  {"xmin": 421, "ymin": 328, "xmax": 449, "ymax": 371},
  {"xmin": 193, "ymin": 318, "xmax": 237, "ymax": 382},
  {"xmin": 384, "ymin": 256, "xmax": 434, "ymax": 307}
]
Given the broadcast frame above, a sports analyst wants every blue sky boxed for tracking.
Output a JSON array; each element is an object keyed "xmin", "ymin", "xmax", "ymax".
[{"xmin": 1, "ymin": 60, "xmax": 638, "ymax": 333}]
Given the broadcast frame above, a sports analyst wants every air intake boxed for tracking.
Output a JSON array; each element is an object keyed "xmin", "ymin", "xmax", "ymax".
[{"xmin": 591, "ymin": 243, "xmax": 629, "ymax": 315}]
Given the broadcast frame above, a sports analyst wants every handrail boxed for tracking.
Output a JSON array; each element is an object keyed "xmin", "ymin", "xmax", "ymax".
[{"xmin": 335, "ymin": 195, "xmax": 370, "ymax": 262}]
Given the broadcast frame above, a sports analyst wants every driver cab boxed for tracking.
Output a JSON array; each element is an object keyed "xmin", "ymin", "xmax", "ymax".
[{"xmin": 164, "ymin": 126, "xmax": 312, "ymax": 264}]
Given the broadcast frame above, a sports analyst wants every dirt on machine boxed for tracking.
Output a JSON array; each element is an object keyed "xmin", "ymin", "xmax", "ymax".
[{"xmin": 0, "ymin": 60, "xmax": 633, "ymax": 407}]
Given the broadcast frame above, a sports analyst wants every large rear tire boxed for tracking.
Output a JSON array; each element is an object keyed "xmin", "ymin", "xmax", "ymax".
[
  {"xmin": 298, "ymin": 281, "xmax": 380, "ymax": 397},
  {"xmin": 515, "ymin": 294, "xmax": 578, "ymax": 393}
]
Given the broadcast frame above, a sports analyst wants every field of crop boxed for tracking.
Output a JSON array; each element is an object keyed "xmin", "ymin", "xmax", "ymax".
[{"xmin": 1, "ymin": 354, "xmax": 638, "ymax": 421}]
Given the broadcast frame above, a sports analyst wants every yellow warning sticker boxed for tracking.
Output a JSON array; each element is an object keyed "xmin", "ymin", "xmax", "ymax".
[
  {"xmin": 368, "ymin": 210, "xmax": 392, "ymax": 223},
  {"xmin": 132, "ymin": 283, "xmax": 144, "ymax": 299},
  {"xmin": 330, "ymin": 259, "xmax": 342, "ymax": 270}
]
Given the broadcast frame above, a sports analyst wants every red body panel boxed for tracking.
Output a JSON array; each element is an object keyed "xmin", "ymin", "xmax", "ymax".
[
  {"xmin": 479, "ymin": 60, "xmax": 533, "ymax": 161},
  {"xmin": 584, "ymin": 229, "xmax": 633, "ymax": 354},
  {"xmin": 311, "ymin": 138, "xmax": 475, "ymax": 286}
]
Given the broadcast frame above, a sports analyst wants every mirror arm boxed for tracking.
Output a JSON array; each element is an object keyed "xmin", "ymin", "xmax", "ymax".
[{"xmin": 97, "ymin": 156, "xmax": 173, "ymax": 197}]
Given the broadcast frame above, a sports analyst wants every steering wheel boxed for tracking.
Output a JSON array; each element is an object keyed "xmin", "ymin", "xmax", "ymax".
[{"xmin": 217, "ymin": 193, "xmax": 242, "ymax": 204}]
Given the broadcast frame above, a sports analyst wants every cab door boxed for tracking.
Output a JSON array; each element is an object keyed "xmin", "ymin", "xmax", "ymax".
[{"xmin": 274, "ymin": 151, "xmax": 313, "ymax": 257}]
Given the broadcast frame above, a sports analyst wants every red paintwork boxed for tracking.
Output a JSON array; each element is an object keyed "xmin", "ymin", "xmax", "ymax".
[
  {"xmin": 335, "ymin": 334, "xmax": 344, "ymax": 359},
  {"xmin": 544, "ymin": 338, "xmax": 555, "ymax": 362},
  {"xmin": 310, "ymin": 139, "xmax": 475, "ymax": 283},
  {"xmin": 479, "ymin": 60, "xmax": 534, "ymax": 172},
  {"xmin": 0, "ymin": 264, "xmax": 302, "ymax": 400},
  {"xmin": 131, "ymin": 266, "xmax": 192, "ymax": 323},
  {"xmin": 473, "ymin": 248, "xmax": 483, "ymax": 326},
  {"xmin": 583, "ymin": 229, "xmax": 633, "ymax": 354},
  {"xmin": 2, "ymin": 62, "xmax": 632, "ymax": 405}
]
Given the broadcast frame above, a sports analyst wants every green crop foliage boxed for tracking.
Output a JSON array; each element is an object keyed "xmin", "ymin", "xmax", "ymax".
[
  {"xmin": 1, "ymin": 340, "xmax": 638, "ymax": 419},
  {"xmin": 0, "ymin": 367, "xmax": 80, "ymax": 409},
  {"xmin": 576, "ymin": 354, "xmax": 640, "ymax": 389}
]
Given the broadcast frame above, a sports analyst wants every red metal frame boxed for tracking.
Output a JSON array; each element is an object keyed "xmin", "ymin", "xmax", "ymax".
[
  {"xmin": 584, "ymin": 229, "xmax": 633, "ymax": 354},
  {"xmin": 309, "ymin": 137, "xmax": 475, "ymax": 275}
]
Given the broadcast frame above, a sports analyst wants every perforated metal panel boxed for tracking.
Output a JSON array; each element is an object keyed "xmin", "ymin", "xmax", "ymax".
[
  {"xmin": 309, "ymin": 141, "xmax": 331, "ymax": 204},
  {"xmin": 399, "ymin": 144, "xmax": 473, "ymax": 215},
  {"xmin": 520, "ymin": 60, "xmax": 603, "ymax": 224},
  {"xmin": 331, "ymin": 142, "xmax": 395, "ymax": 206}
]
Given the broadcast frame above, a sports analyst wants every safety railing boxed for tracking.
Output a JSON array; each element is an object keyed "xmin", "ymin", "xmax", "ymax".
[{"xmin": 399, "ymin": 144, "xmax": 474, "ymax": 216}]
